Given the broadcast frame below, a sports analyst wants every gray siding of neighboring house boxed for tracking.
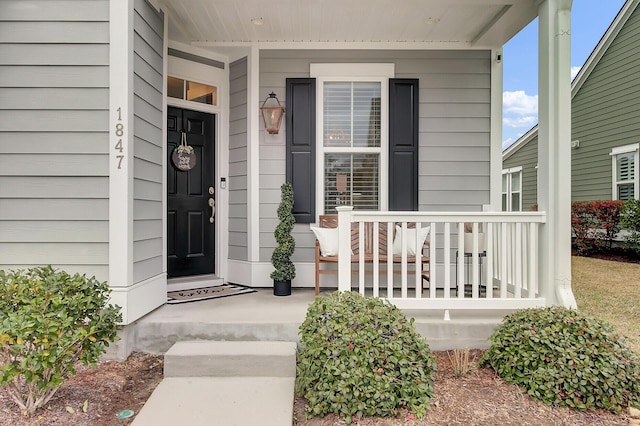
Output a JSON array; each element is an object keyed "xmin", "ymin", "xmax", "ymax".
[
  {"xmin": 572, "ymin": 4, "xmax": 640, "ymax": 202},
  {"xmin": 503, "ymin": 136, "xmax": 539, "ymax": 211},
  {"xmin": 132, "ymin": 0, "xmax": 164, "ymax": 284},
  {"xmin": 0, "ymin": 1, "xmax": 110, "ymax": 280},
  {"xmin": 228, "ymin": 58, "xmax": 249, "ymax": 261},
  {"xmin": 259, "ymin": 50, "xmax": 491, "ymax": 262}
]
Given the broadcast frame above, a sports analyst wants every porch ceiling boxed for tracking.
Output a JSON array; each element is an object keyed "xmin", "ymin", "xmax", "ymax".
[{"xmin": 156, "ymin": 0, "xmax": 537, "ymax": 49}]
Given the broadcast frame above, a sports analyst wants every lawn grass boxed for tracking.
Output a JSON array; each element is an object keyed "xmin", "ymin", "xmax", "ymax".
[{"xmin": 572, "ymin": 255, "xmax": 640, "ymax": 353}]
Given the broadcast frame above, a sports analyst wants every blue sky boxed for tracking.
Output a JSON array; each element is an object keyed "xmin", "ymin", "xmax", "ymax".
[{"xmin": 502, "ymin": 0, "xmax": 627, "ymax": 149}]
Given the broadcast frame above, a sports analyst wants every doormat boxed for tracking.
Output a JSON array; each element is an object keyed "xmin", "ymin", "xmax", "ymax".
[{"xmin": 167, "ymin": 284, "xmax": 257, "ymax": 304}]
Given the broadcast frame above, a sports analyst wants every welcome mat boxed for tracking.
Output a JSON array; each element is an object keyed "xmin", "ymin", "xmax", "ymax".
[{"xmin": 167, "ymin": 284, "xmax": 257, "ymax": 304}]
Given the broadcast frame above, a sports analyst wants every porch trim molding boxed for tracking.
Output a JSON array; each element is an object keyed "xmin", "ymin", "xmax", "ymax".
[
  {"xmin": 109, "ymin": 273, "xmax": 167, "ymax": 325},
  {"xmin": 109, "ymin": 0, "xmax": 134, "ymax": 289}
]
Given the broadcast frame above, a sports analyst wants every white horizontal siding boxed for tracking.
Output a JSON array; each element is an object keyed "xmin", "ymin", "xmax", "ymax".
[
  {"xmin": 0, "ymin": 132, "xmax": 108, "ymax": 154},
  {"xmin": 229, "ymin": 57, "xmax": 249, "ymax": 261},
  {"xmin": 0, "ymin": 221, "xmax": 108, "ymax": 243},
  {"xmin": 0, "ymin": 2, "xmax": 109, "ymax": 277},
  {"xmin": 0, "ymin": 177, "xmax": 108, "ymax": 198},
  {"xmin": 0, "ymin": 154, "xmax": 108, "ymax": 176}
]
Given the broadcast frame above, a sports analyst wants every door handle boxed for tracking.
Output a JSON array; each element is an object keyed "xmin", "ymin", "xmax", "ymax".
[{"xmin": 208, "ymin": 198, "xmax": 215, "ymax": 223}]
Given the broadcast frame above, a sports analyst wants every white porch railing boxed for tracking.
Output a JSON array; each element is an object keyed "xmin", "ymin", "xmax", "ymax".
[{"xmin": 335, "ymin": 206, "xmax": 548, "ymax": 310}]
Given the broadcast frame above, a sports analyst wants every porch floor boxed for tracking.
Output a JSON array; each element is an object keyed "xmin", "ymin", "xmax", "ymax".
[{"xmin": 131, "ymin": 288, "xmax": 516, "ymax": 354}]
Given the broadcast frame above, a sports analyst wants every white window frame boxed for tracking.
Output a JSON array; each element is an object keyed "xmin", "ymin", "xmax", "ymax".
[
  {"xmin": 502, "ymin": 166, "xmax": 523, "ymax": 211},
  {"xmin": 610, "ymin": 143, "xmax": 639, "ymax": 200},
  {"xmin": 310, "ymin": 64, "xmax": 394, "ymax": 217}
]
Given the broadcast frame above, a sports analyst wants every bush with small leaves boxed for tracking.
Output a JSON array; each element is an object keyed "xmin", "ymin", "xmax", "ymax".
[
  {"xmin": 480, "ymin": 306, "xmax": 640, "ymax": 413},
  {"xmin": 0, "ymin": 266, "xmax": 122, "ymax": 415},
  {"xmin": 621, "ymin": 199, "xmax": 640, "ymax": 255},
  {"xmin": 296, "ymin": 291, "xmax": 436, "ymax": 424}
]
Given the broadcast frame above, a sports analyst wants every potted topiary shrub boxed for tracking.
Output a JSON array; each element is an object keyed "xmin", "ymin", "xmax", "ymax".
[{"xmin": 271, "ymin": 182, "xmax": 296, "ymax": 296}]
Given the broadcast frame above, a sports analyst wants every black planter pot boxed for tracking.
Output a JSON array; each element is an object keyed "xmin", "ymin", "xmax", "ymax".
[{"xmin": 273, "ymin": 280, "xmax": 291, "ymax": 296}]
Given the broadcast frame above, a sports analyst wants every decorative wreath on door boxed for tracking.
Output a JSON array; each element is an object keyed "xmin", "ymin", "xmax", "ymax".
[{"xmin": 171, "ymin": 131, "xmax": 196, "ymax": 171}]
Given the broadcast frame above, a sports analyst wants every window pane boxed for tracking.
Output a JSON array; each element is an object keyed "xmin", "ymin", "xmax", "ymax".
[
  {"xmin": 617, "ymin": 153, "xmax": 635, "ymax": 181},
  {"xmin": 324, "ymin": 82, "xmax": 351, "ymax": 147},
  {"xmin": 511, "ymin": 193, "xmax": 521, "ymax": 212},
  {"xmin": 502, "ymin": 194, "xmax": 507, "ymax": 211},
  {"xmin": 323, "ymin": 82, "xmax": 380, "ymax": 148},
  {"xmin": 324, "ymin": 153, "xmax": 379, "ymax": 213},
  {"xmin": 167, "ymin": 76, "xmax": 184, "ymax": 99},
  {"xmin": 618, "ymin": 183, "xmax": 634, "ymax": 201},
  {"xmin": 502, "ymin": 174, "xmax": 507, "ymax": 192},
  {"xmin": 186, "ymin": 81, "xmax": 217, "ymax": 105},
  {"xmin": 511, "ymin": 172, "xmax": 521, "ymax": 191},
  {"xmin": 352, "ymin": 83, "xmax": 380, "ymax": 147}
]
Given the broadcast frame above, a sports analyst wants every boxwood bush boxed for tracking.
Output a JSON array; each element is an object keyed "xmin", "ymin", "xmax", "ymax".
[
  {"xmin": 0, "ymin": 266, "xmax": 121, "ymax": 415},
  {"xmin": 296, "ymin": 291, "xmax": 436, "ymax": 424},
  {"xmin": 480, "ymin": 306, "xmax": 640, "ymax": 413}
]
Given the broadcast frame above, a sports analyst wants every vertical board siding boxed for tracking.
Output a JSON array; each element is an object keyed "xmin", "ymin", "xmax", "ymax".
[
  {"xmin": 133, "ymin": 0, "xmax": 164, "ymax": 283},
  {"xmin": 571, "ymin": 5, "xmax": 640, "ymax": 202},
  {"xmin": 228, "ymin": 58, "xmax": 249, "ymax": 261},
  {"xmin": 503, "ymin": 136, "xmax": 539, "ymax": 211},
  {"xmin": 259, "ymin": 50, "xmax": 491, "ymax": 262},
  {"xmin": 0, "ymin": 1, "xmax": 109, "ymax": 279}
]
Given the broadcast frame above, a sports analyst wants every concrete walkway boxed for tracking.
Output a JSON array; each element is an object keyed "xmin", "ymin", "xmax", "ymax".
[{"xmin": 132, "ymin": 341, "xmax": 297, "ymax": 426}]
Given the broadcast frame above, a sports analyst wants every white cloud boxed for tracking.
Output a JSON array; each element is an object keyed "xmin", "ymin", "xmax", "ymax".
[
  {"xmin": 503, "ymin": 91, "xmax": 538, "ymax": 115},
  {"xmin": 503, "ymin": 116, "xmax": 537, "ymax": 128},
  {"xmin": 571, "ymin": 66, "xmax": 582, "ymax": 80},
  {"xmin": 502, "ymin": 137, "xmax": 516, "ymax": 150}
]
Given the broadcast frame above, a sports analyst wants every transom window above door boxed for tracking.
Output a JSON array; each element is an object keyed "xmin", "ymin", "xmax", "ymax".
[{"xmin": 167, "ymin": 76, "xmax": 217, "ymax": 106}]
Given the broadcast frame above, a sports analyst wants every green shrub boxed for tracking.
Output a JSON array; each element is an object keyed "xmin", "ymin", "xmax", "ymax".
[
  {"xmin": 621, "ymin": 199, "xmax": 640, "ymax": 254},
  {"xmin": 480, "ymin": 306, "xmax": 640, "ymax": 413},
  {"xmin": 296, "ymin": 291, "xmax": 436, "ymax": 424},
  {"xmin": 0, "ymin": 266, "xmax": 122, "ymax": 415},
  {"xmin": 271, "ymin": 182, "xmax": 296, "ymax": 281}
]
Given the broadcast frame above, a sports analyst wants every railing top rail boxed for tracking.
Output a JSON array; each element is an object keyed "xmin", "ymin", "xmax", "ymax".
[{"xmin": 341, "ymin": 210, "xmax": 546, "ymax": 224}]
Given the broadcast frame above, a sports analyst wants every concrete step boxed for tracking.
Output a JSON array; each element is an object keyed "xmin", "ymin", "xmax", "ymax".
[
  {"xmin": 131, "ymin": 376, "xmax": 295, "ymax": 426},
  {"xmin": 163, "ymin": 340, "xmax": 297, "ymax": 378}
]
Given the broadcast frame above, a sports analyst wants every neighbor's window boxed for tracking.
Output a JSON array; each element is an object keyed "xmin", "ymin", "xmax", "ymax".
[
  {"xmin": 167, "ymin": 76, "xmax": 217, "ymax": 106},
  {"xmin": 502, "ymin": 167, "xmax": 522, "ymax": 211},
  {"xmin": 611, "ymin": 144, "xmax": 639, "ymax": 200}
]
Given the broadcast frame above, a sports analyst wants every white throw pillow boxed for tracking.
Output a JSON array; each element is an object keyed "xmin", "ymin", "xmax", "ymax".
[
  {"xmin": 392, "ymin": 225, "xmax": 430, "ymax": 256},
  {"xmin": 310, "ymin": 226, "xmax": 340, "ymax": 256}
]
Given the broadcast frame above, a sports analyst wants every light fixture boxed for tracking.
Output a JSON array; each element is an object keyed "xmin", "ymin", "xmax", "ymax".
[{"xmin": 260, "ymin": 92, "xmax": 285, "ymax": 134}]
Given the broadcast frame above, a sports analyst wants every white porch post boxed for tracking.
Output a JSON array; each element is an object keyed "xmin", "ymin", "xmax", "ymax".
[
  {"xmin": 537, "ymin": 0, "xmax": 576, "ymax": 308},
  {"xmin": 108, "ymin": 0, "xmax": 135, "ymax": 322},
  {"xmin": 336, "ymin": 206, "xmax": 353, "ymax": 292}
]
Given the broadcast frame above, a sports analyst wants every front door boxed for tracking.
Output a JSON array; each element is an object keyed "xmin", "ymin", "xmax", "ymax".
[{"xmin": 167, "ymin": 107, "xmax": 216, "ymax": 277}]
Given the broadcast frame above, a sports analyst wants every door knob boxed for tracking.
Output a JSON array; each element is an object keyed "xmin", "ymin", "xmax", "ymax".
[{"xmin": 208, "ymin": 198, "xmax": 215, "ymax": 223}]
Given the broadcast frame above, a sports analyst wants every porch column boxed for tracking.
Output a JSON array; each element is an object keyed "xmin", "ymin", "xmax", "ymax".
[
  {"xmin": 108, "ymin": 0, "xmax": 135, "ymax": 321},
  {"xmin": 537, "ymin": 0, "xmax": 576, "ymax": 308}
]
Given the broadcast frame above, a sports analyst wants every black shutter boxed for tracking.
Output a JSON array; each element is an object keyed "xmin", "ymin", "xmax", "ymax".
[
  {"xmin": 286, "ymin": 78, "xmax": 316, "ymax": 223},
  {"xmin": 389, "ymin": 78, "xmax": 419, "ymax": 211}
]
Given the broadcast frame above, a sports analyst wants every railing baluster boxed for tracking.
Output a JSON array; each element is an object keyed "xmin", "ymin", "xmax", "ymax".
[
  {"xmin": 486, "ymin": 222, "xmax": 494, "ymax": 299},
  {"xmin": 386, "ymin": 221, "xmax": 393, "ymax": 298},
  {"xmin": 373, "ymin": 221, "xmax": 379, "ymax": 298},
  {"xmin": 529, "ymin": 222, "xmax": 538, "ymax": 298}
]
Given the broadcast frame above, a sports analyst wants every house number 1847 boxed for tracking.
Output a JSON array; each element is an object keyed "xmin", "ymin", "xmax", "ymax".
[{"xmin": 114, "ymin": 107, "xmax": 125, "ymax": 169}]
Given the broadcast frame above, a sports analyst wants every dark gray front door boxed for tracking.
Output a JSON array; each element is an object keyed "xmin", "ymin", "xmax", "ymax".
[{"xmin": 167, "ymin": 107, "xmax": 216, "ymax": 277}]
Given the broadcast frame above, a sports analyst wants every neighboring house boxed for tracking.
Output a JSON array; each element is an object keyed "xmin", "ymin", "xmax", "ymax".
[
  {"xmin": 503, "ymin": 0, "xmax": 640, "ymax": 211},
  {"xmin": 1, "ymin": 0, "xmax": 576, "ymax": 355}
]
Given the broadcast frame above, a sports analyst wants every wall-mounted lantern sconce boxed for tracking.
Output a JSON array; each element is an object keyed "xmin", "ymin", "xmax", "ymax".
[{"xmin": 260, "ymin": 92, "xmax": 285, "ymax": 134}]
